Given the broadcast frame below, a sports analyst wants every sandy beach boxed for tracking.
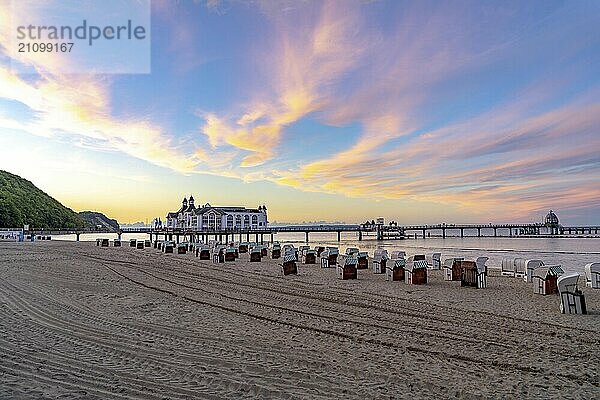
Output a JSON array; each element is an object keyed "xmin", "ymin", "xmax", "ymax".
[{"xmin": 0, "ymin": 241, "xmax": 598, "ymax": 399}]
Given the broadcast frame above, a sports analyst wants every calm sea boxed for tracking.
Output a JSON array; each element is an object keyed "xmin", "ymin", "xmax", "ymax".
[{"xmin": 54, "ymin": 231, "xmax": 599, "ymax": 274}]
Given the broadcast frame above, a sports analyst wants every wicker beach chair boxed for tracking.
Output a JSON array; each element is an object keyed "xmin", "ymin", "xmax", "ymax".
[
  {"xmin": 271, "ymin": 244, "xmax": 281, "ymax": 259},
  {"xmin": 304, "ymin": 249, "xmax": 316, "ymax": 264},
  {"xmin": 337, "ymin": 255, "xmax": 358, "ymax": 280},
  {"xmin": 558, "ymin": 273, "xmax": 587, "ymax": 314},
  {"xmin": 137, "ymin": 241, "xmax": 145, "ymax": 250},
  {"xmin": 585, "ymin": 263, "xmax": 600, "ymax": 288},
  {"xmin": 320, "ymin": 248, "xmax": 338, "ymax": 268},
  {"xmin": 281, "ymin": 253, "xmax": 298, "ymax": 276},
  {"xmin": 532, "ymin": 265, "xmax": 563, "ymax": 295},
  {"xmin": 225, "ymin": 247, "xmax": 236, "ymax": 262},
  {"xmin": 386, "ymin": 258, "xmax": 406, "ymax": 281},
  {"xmin": 427, "ymin": 252, "xmax": 442, "ymax": 270},
  {"xmin": 406, "ymin": 260, "xmax": 428, "ymax": 285},
  {"xmin": 372, "ymin": 249, "xmax": 388, "ymax": 274},
  {"xmin": 524, "ymin": 259, "xmax": 544, "ymax": 283},
  {"xmin": 212, "ymin": 246, "xmax": 225, "ymax": 263},
  {"xmin": 443, "ymin": 258, "xmax": 464, "ymax": 281},
  {"xmin": 501, "ymin": 257, "xmax": 515, "ymax": 277},
  {"xmin": 514, "ymin": 258, "xmax": 527, "ymax": 278},
  {"xmin": 299, "ymin": 245, "xmax": 310, "ymax": 261},
  {"xmin": 197, "ymin": 245, "xmax": 210, "ymax": 260},
  {"xmin": 475, "ymin": 257, "xmax": 488, "ymax": 288},
  {"xmin": 249, "ymin": 246, "xmax": 262, "ymax": 262},
  {"xmin": 460, "ymin": 261, "xmax": 478, "ymax": 288}
]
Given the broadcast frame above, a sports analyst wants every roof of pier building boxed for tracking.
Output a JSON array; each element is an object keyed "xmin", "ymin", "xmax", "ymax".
[
  {"xmin": 167, "ymin": 199, "xmax": 267, "ymax": 219},
  {"xmin": 193, "ymin": 203, "xmax": 266, "ymax": 216}
]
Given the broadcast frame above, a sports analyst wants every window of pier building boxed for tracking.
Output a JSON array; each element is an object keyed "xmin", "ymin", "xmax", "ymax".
[
  {"xmin": 235, "ymin": 215, "xmax": 241, "ymax": 227},
  {"xmin": 226, "ymin": 215, "xmax": 234, "ymax": 228},
  {"xmin": 244, "ymin": 215, "xmax": 250, "ymax": 226},
  {"xmin": 252, "ymin": 215, "xmax": 258, "ymax": 226}
]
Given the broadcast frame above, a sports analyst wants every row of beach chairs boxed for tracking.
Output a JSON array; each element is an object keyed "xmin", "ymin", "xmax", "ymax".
[
  {"xmin": 282, "ymin": 245, "xmax": 490, "ymax": 288},
  {"xmin": 500, "ymin": 256, "xmax": 600, "ymax": 314},
  {"xmin": 94, "ymin": 238, "xmax": 598, "ymax": 315}
]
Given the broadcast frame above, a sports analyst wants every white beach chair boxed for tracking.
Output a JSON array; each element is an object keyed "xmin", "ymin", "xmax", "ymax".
[
  {"xmin": 443, "ymin": 257, "xmax": 463, "ymax": 281},
  {"xmin": 584, "ymin": 263, "xmax": 600, "ymax": 288},
  {"xmin": 501, "ymin": 257, "xmax": 515, "ymax": 277},
  {"xmin": 524, "ymin": 259, "xmax": 544, "ymax": 283},
  {"xmin": 428, "ymin": 252, "xmax": 442, "ymax": 270},
  {"xmin": 390, "ymin": 251, "xmax": 406, "ymax": 261},
  {"xmin": 299, "ymin": 245, "xmax": 310, "ymax": 261},
  {"xmin": 514, "ymin": 258, "xmax": 526, "ymax": 278},
  {"xmin": 284, "ymin": 247, "xmax": 297, "ymax": 260},
  {"xmin": 283, "ymin": 245, "xmax": 298, "ymax": 260},
  {"xmin": 372, "ymin": 249, "xmax": 388, "ymax": 274},
  {"xmin": 475, "ymin": 257, "xmax": 488, "ymax": 288},
  {"xmin": 557, "ymin": 273, "xmax": 587, "ymax": 314},
  {"xmin": 320, "ymin": 248, "xmax": 338, "ymax": 268}
]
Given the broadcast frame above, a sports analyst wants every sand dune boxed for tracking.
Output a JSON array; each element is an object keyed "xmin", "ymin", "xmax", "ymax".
[{"xmin": 0, "ymin": 241, "xmax": 598, "ymax": 399}]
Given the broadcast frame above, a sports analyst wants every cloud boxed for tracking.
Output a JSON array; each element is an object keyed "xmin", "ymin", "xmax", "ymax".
[
  {"xmin": 267, "ymin": 88, "xmax": 600, "ymax": 219},
  {"xmin": 0, "ymin": 1, "xmax": 201, "ymax": 174},
  {"xmin": 197, "ymin": 0, "xmax": 369, "ymax": 167}
]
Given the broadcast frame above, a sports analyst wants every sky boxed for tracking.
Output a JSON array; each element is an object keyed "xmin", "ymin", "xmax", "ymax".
[{"xmin": 0, "ymin": 0, "xmax": 599, "ymax": 225}]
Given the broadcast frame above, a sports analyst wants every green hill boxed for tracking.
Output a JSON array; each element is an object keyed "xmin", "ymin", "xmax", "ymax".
[
  {"xmin": 79, "ymin": 211, "xmax": 120, "ymax": 232},
  {"xmin": 0, "ymin": 170, "xmax": 85, "ymax": 229}
]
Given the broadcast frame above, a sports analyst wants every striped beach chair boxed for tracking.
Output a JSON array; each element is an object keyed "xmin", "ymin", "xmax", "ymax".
[
  {"xmin": 281, "ymin": 253, "xmax": 298, "ymax": 276},
  {"xmin": 337, "ymin": 255, "xmax": 357, "ymax": 280},
  {"xmin": 406, "ymin": 260, "xmax": 428, "ymax": 285}
]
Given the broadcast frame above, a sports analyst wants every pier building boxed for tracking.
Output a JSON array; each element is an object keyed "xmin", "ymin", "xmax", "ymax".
[{"xmin": 166, "ymin": 196, "xmax": 268, "ymax": 231}]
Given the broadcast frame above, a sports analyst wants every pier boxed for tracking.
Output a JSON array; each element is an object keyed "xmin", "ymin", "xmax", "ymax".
[{"xmin": 24, "ymin": 222, "xmax": 600, "ymax": 242}]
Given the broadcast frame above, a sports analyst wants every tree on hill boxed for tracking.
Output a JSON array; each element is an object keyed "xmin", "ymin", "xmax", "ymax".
[{"xmin": 0, "ymin": 170, "xmax": 85, "ymax": 229}]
